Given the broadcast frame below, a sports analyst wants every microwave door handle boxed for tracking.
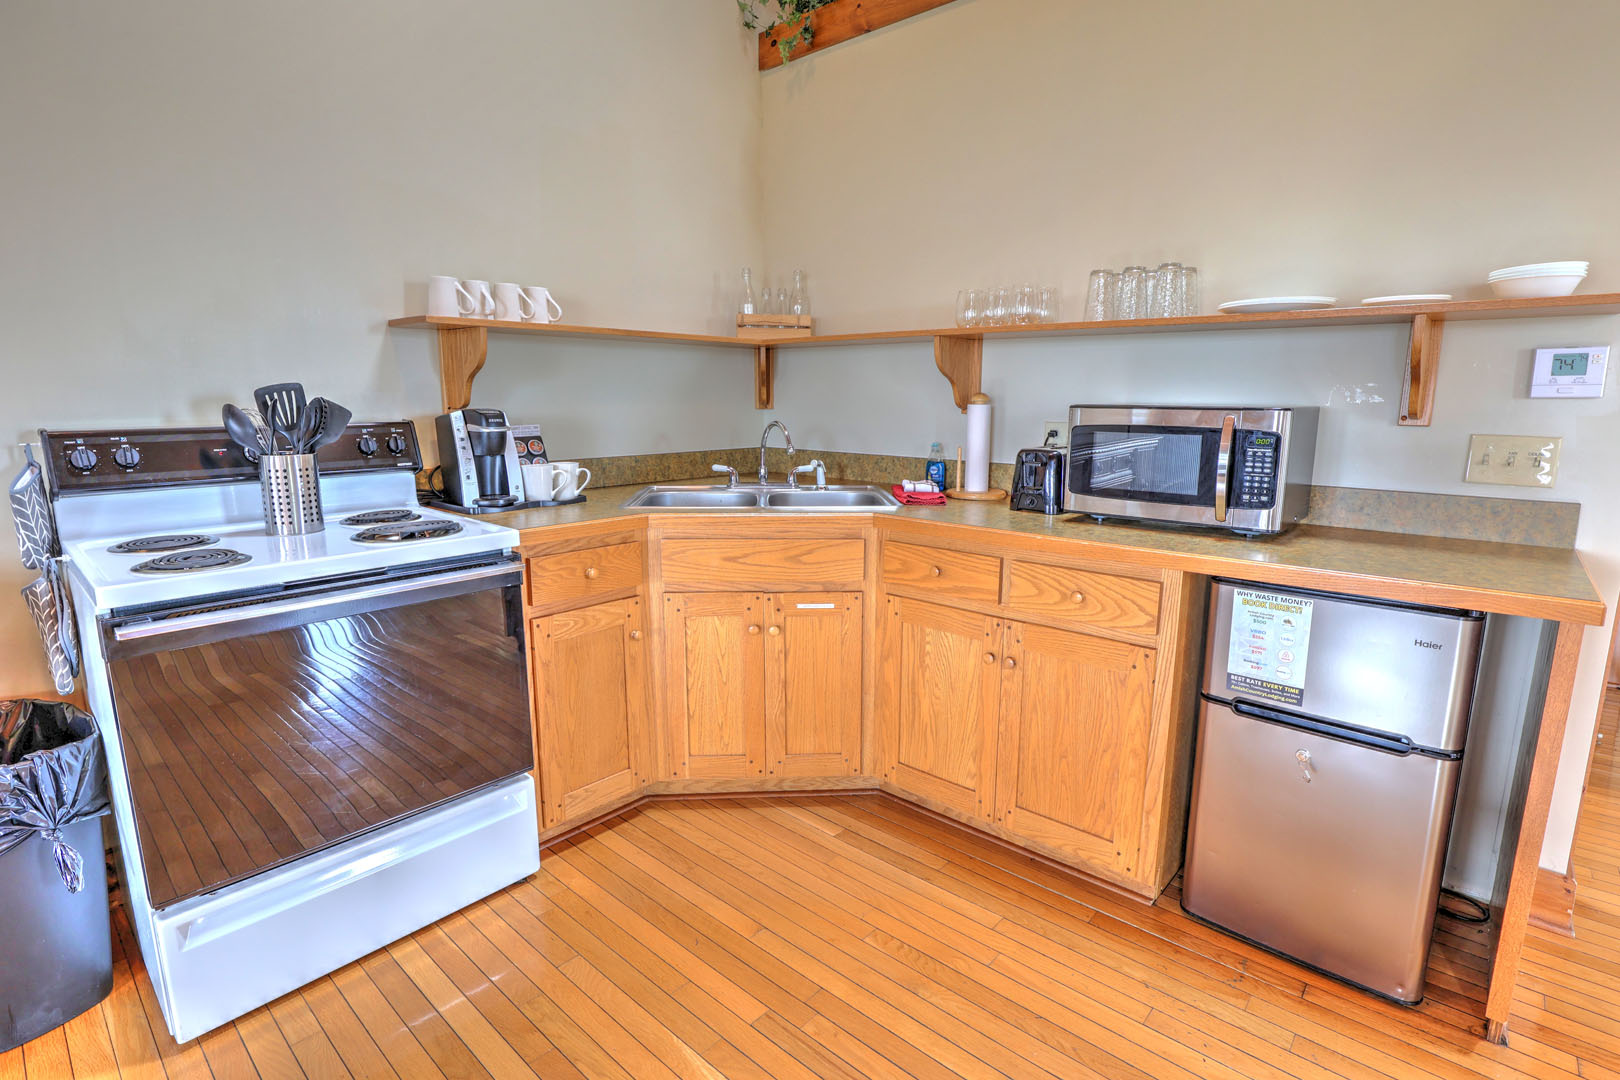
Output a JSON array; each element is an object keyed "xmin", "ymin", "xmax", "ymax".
[{"xmin": 1213, "ymin": 415, "xmax": 1236, "ymax": 522}]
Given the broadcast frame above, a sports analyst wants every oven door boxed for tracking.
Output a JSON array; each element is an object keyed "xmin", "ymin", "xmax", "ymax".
[
  {"xmin": 99, "ymin": 557, "xmax": 532, "ymax": 909},
  {"xmin": 1065, "ymin": 406, "xmax": 1263, "ymax": 528}
]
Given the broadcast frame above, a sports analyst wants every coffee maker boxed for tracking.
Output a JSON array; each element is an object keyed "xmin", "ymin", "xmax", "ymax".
[{"xmin": 435, "ymin": 407, "xmax": 526, "ymax": 510}]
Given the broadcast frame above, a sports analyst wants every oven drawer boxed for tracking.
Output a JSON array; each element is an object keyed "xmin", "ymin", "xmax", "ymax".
[
  {"xmin": 527, "ymin": 542, "xmax": 643, "ymax": 610},
  {"xmin": 1006, "ymin": 560, "xmax": 1160, "ymax": 636},
  {"xmin": 881, "ymin": 542, "xmax": 1000, "ymax": 605}
]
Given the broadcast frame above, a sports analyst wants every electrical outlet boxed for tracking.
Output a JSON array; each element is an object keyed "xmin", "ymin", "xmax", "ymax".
[
  {"xmin": 1464, "ymin": 434, "xmax": 1562, "ymax": 488},
  {"xmin": 1040, "ymin": 420, "xmax": 1067, "ymax": 449}
]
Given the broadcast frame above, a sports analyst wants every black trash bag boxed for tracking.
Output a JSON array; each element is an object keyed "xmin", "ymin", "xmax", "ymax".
[{"xmin": 0, "ymin": 700, "xmax": 109, "ymax": 894}]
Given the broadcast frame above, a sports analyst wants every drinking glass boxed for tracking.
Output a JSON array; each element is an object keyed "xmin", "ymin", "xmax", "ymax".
[
  {"xmin": 1014, "ymin": 284, "xmax": 1036, "ymax": 325},
  {"xmin": 1177, "ymin": 266, "xmax": 1199, "ymax": 316},
  {"xmin": 1116, "ymin": 267, "xmax": 1147, "ymax": 319},
  {"xmin": 1151, "ymin": 263, "xmax": 1182, "ymax": 318},
  {"xmin": 1085, "ymin": 270, "xmax": 1116, "ymax": 321},
  {"xmin": 776, "ymin": 287, "xmax": 789, "ymax": 315},
  {"xmin": 955, "ymin": 290, "xmax": 976, "ymax": 328},
  {"xmin": 1038, "ymin": 285, "xmax": 1059, "ymax": 323},
  {"xmin": 991, "ymin": 286, "xmax": 1012, "ymax": 326}
]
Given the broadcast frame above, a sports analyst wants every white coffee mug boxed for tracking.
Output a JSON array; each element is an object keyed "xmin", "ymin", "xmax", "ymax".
[
  {"xmin": 492, "ymin": 282, "xmax": 527, "ymax": 322},
  {"xmin": 427, "ymin": 275, "xmax": 463, "ymax": 317},
  {"xmin": 523, "ymin": 286, "xmax": 563, "ymax": 324},
  {"xmin": 550, "ymin": 461, "xmax": 591, "ymax": 499},
  {"xmin": 458, "ymin": 279, "xmax": 495, "ymax": 318},
  {"xmin": 520, "ymin": 462, "xmax": 567, "ymax": 502}
]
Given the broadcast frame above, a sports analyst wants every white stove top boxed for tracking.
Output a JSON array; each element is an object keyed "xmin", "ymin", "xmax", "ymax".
[{"xmin": 65, "ymin": 508, "xmax": 518, "ymax": 610}]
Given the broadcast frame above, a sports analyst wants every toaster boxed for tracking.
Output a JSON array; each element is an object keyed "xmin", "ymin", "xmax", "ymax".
[{"xmin": 1011, "ymin": 447, "xmax": 1064, "ymax": 514}]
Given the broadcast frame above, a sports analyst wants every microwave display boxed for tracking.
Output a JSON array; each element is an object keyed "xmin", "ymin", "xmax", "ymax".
[{"xmin": 1069, "ymin": 425, "xmax": 1221, "ymax": 506}]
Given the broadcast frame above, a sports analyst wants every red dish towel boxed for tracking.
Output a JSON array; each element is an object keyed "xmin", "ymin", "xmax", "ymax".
[{"xmin": 891, "ymin": 484, "xmax": 946, "ymax": 506}]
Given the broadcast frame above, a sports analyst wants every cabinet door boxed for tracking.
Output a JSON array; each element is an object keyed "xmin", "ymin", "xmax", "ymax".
[
  {"xmin": 877, "ymin": 595, "xmax": 1001, "ymax": 819},
  {"xmin": 993, "ymin": 621, "xmax": 1156, "ymax": 878},
  {"xmin": 765, "ymin": 592, "xmax": 863, "ymax": 778},
  {"xmin": 664, "ymin": 592, "xmax": 766, "ymax": 779},
  {"xmin": 531, "ymin": 597, "xmax": 651, "ymax": 828}
]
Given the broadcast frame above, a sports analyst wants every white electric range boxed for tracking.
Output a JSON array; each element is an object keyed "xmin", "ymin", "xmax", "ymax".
[{"xmin": 44, "ymin": 421, "xmax": 539, "ymax": 1044}]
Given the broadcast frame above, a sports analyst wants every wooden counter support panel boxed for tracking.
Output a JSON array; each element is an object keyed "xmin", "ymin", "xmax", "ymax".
[
  {"xmin": 934, "ymin": 333, "xmax": 983, "ymax": 412},
  {"xmin": 881, "ymin": 540, "xmax": 1000, "ymax": 605},
  {"xmin": 526, "ymin": 541, "xmax": 642, "ymax": 613},
  {"xmin": 1399, "ymin": 313, "xmax": 1444, "ymax": 426},
  {"xmin": 661, "ymin": 538, "xmax": 865, "ymax": 590},
  {"xmin": 1006, "ymin": 559, "xmax": 1162, "ymax": 637},
  {"xmin": 1485, "ymin": 618, "xmax": 1586, "ymax": 1043},
  {"xmin": 437, "ymin": 326, "xmax": 488, "ymax": 413}
]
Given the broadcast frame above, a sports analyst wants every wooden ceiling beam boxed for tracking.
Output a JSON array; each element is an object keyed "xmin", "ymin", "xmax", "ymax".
[{"xmin": 759, "ymin": 0, "xmax": 962, "ymax": 70}]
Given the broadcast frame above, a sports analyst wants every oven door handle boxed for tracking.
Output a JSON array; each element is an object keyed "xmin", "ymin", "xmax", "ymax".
[
  {"xmin": 105, "ymin": 559, "xmax": 520, "ymax": 656},
  {"xmin": 1213, "ymin": 414, "xmax": 1236, "ymax": 522}
]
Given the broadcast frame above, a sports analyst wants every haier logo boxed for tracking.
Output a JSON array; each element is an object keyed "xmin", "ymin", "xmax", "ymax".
[{"xmin": 1414, "ymin": 639, "xmax": 1443, "ymax": 651}]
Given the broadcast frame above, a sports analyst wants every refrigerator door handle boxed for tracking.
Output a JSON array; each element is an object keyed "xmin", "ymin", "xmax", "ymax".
[{"xmin": 1228, "ymin": 697, "xmax": 1417, "ymax": 757}]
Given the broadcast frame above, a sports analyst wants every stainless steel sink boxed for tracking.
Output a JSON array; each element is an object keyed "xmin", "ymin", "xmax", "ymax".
[{"xmin": 622, "ymin": 483, "xmax": 901, "ymax": 512}]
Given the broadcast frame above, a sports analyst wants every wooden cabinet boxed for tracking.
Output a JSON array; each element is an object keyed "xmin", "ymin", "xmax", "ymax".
[
  {"xmin": 665, "ymin": 590, "xmax": 865, "ymax": 781},
  {"xmin": 526, "ymin": 541, "xmax": 642, "ymax": 613},
  {"xmin": 877, "ymin": 595, "xmax": 1002, "ymax": 819},
  {"xmin": 992, "ymin": 622, "xmax": 1156, "ymax": 878},
  {"xmin": 530, "ymin": 596, "xmax": 652, "ymax": 827},
  {"xmin": 766, "ymin": 593, "xmax": 863, "ymax": 778}
]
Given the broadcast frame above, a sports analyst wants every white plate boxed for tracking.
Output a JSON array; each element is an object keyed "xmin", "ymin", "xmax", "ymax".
[
  {"xmin": 1359, "ymin": 294, "xmax": 1453, "ymax": 306},
  {"xmin": 1217, "ymin": 296, "xmax": 1338, "ymax": 314}
]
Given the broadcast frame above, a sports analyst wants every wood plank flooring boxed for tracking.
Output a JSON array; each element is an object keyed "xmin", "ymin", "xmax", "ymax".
[{"xmin": 11, "ymin": 695, "xmax": 1620, "ymax": 1078}]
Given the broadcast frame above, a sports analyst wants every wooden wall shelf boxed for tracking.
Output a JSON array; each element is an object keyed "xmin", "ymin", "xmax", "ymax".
[{"xmin": 388, "ymin": 293, "xmax": 1620, "ymax": 418}]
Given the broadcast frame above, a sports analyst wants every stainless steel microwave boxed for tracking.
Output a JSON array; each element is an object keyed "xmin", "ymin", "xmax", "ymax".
[{"xmin": 1064, "ymin": 406, "xmax": 1318, "ymax": 535}]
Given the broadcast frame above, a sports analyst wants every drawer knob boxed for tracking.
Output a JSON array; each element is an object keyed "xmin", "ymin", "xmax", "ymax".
[
  {"xmin": 1071, "ymin": 591, "xmax": 1085, "ymax": 604},
  {"xmin": 629, "ymin": 629, "xmax": 642, "ymax": 641},
  {"xmin": 748, "ymin": 624, "xmax": 761, "ymax": 635},
  {"xmin": 1004, "ymin": 656, "xmax": 1017, "ymax": 670},
  {"xmin": 584, "ymin": 566, "xmax": 599, "ymax": 579},
  {"xmin": 767, "ymin": 625, "xmax": 781, "ymax": 636},
  {"xmin": 931, "ymin": 565, "xmax": 943, "ymax": 577},
  {"xmin": 983, "ymin": 652, "xmax": 996, "ymax": 665}
]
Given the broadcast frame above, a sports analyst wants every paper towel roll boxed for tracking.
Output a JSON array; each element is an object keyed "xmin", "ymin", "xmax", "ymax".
[{"xmin": 964, "ymin": 393, "xmax": 992, "ymax": 492}]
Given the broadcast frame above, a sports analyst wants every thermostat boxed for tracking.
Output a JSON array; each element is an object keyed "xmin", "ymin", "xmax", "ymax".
[{"xmin": 1530, "ymin": 346, "xmax": 1607, "ymax": 398}]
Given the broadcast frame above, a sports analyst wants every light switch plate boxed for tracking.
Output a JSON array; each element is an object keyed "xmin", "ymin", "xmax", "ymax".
[
  {"xmin": 1040, "ymin": 420, "xmax": 1067, "ymax": 449},
  {"xmin": 1464, "ymin": 434, "xmax": 1562, "ymax": 488}
]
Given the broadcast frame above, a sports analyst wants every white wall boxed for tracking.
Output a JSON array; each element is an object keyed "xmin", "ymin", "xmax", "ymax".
[
  {"xmin": 0, "ymin": 0, "xmax": 765, "ymax": 693},
  {"xmin": 759, "ymin": 0, "xmax": 1620, "ymax": 873}
]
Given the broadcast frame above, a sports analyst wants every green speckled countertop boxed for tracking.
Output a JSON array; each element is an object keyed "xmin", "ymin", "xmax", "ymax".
[{"xmin": 477, "ymin": 481, "xmax": 1605, "ymax": 624}]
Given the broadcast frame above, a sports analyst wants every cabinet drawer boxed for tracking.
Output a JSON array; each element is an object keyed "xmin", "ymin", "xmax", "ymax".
[
  {"xmin": 661, "ymin": 539, "xmax": 865, "ymax": 590},
  {"xmin": 881, "ymin": 542, "xmax": 1000, "ymax": 605},
  {"xmin": 527, "ymin": 542, "xmax": 643, "ymax": 610},
  {"xmin": 1006, "ymin": 560, "xmax": 1160, "ymax": 636}
]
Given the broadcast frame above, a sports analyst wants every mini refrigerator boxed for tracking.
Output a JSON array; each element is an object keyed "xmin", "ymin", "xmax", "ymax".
[{"xmin": 1182, "ymin": 579, "xmax": 1484, "ymax": 1003}]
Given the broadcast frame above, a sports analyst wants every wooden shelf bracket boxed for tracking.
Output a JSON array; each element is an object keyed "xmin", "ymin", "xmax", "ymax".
[
  {"xmin": 934, "ymin": 334, "xmax": 983, "ymax": 412},
  {"xmin": 1399, "ymin": 313, "xmax": 1444, "ymax": 426},
  {"xmin": 437, "ymin": 326, "xmax": 489, "ymax": 413},
  {"xmin": 754, "ymin": 346, "xmax": 776, "ymax": 409}
]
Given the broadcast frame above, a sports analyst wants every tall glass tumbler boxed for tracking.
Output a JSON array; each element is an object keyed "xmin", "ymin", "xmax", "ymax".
[
  {"xmin": 1085, "ymin": 271, "xmax": 1117, "ymax": 321},
  {"xmin": 1116, "ymin": 267, "xmax": 1147, "ymax": 320}
]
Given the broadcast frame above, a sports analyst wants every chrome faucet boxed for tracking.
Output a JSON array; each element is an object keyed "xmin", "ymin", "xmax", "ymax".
[
  {"xmin": 711, "ymin": 463, "xmax": 739, "ymax": 488},
  {"xmin": 759, "ymin": 420, "xmax": 794, "ymax": 483},
  {"xmin": 788, "ymin": 459, "xmax": 826, "ymax": 490}
]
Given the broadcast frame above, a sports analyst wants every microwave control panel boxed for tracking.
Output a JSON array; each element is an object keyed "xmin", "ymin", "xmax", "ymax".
[{"xmin": 1233, "ymin": 430, "xmax": 1279, "ymax": 508}]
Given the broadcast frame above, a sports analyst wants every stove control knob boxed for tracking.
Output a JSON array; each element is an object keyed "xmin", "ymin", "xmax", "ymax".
[
  {"xmin": 67, "ymin": 447, "xmax": 98, "ymax": 473},
  {"xmin": 112, "ymin": 445, "xmax": 142, "ymax": 470},
  {"xmin": 356, "ymin": 434, "xmax": 379, "ymax": 456},
  {"xmin": 385, "ymin": 433, "xmax": 408, "ymax": 456}
]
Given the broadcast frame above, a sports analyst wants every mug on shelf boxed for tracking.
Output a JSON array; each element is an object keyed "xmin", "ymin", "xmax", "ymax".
[
  {"xmin": 493, "ymin": 282, "xmax": 527, "ymax": 323},
  {"xmin": 427, "ymin": 275, "xmax": 464, "ymax": 318},
  {"xmin": 549, "ymin": 461, "xmax": 591, "ymax": 499},
  {"xmin": 458, "ymin": 279, "xmax": 495, "ymax": 318},
  {"xmin": 523, "ymin": 286, "xmax": 563, "ymax": 324}
]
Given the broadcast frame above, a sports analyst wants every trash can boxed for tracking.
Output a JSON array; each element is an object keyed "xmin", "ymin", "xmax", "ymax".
[{"xmin": 0, "ymin": 699, "xmax": 112, "ymax": 1052}]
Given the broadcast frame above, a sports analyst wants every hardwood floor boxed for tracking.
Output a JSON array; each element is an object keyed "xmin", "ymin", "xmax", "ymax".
[{"xmin": 11, "ymin": 696, "xmax": 1620, "ymax": 1078}]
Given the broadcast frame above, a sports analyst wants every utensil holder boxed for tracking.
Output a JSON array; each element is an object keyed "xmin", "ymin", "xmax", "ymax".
[{"xmin": 260, "ymin": 453, "xmax": 323, "ymax": 535}]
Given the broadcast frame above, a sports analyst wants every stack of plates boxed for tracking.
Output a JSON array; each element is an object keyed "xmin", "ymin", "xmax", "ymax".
[{"xmin": 1488, "ymin": 261, "xmax": 1588, "ymax": 299}]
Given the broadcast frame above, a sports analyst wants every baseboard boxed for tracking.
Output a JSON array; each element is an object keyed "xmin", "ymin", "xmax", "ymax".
[{"xmin": 1528, "ymin": 866, "xmax": 1577, "ymax": 936}]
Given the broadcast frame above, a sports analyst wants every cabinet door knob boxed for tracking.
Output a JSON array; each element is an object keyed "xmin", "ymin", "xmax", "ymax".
[
  {"xmin": 629, "ymin": 629, "xmax": 642, "ymax": 641},
  {"xmin": 748, "ymin": 624, "xmax": 761, "ymax": 635},
  {"xmin": 1071, "ymin": 591, "xmax": 1085, "ymax": 604},
  {"xmin": 931, "ymin": 565, "xmax": 943, "ymax": 577},
  {"xmin": 983, "ymin": 652, "xmax": 997, "ymax": 665},
  {"xmin": 1004, "ymin": 655, "xmax": 1017, "ymax": 670},
  {"xmin": 584, "ymin": 566, "xmax": 599, "ymax": 579},
  {"xmin": 767, "ymin": 625, "xmax": 781, "ymax": 636}
]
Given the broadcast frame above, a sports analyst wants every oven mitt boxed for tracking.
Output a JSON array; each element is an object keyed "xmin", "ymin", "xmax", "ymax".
[
  {"xmin": 9, "ymin": 451, "xmax": 58, "ymax": 570},
  {"xmin": 22, "ymin": 566, "xmax": 78, "ymax": 694}
]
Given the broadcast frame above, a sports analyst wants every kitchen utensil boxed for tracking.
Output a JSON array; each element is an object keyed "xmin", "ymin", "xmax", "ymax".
[
  {"xmin": 1217, "ymin": 296, "xmax": 1338, "ymax": 313},
  {"xmin": 307, "ymin": 399, "xmax": 352, "ymax": 451},
  {"xmin": 9, "ymin": 449, "xmax": 57, "ymax": 570},
  {"xmin": 523, "ymin": 286, "xmax": 562, "ymax": 324},
  {"xmin": 222, "ymin": 404, "xmax": 267, "ymax": 454},
  {"xmin": 253, "ymin": 383, "xmax": 306, "ymax": 449},
  {"xmin": 260, "ymin": 453, "xmax": 323, "ymax": 535},
  {"xmin": 1360, "ymin": 294, "xmax": 1453, "ymax": 306}
]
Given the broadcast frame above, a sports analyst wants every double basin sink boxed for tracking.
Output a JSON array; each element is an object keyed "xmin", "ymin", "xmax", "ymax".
[{"xmin": 624, "ymin": 483, "xmax": 902, "ymax": 512}]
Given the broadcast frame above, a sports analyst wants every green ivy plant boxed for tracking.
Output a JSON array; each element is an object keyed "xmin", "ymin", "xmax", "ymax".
[{"xmin": 738, "ymin": 0, "xmax": 835, "ymax": 64}]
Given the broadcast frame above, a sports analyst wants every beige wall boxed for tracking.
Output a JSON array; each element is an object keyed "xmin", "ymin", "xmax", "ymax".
[
  {"xmin": 757, "ymin": 0, "xmax": 1620, "ymax": 873},
  {"xmin": 0, "ymin": 0, "xmax": 765, "ymax": 694}
]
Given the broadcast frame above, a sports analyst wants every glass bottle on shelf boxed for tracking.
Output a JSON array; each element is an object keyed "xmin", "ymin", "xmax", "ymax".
[
  {"xmin": 790, "ymin": 269, "xmax": 810, "ymax": 317},
  {"xmin": 740, "ymin": 268, "xmax": 756, "ymax": 315},
  {"xmin": 776, "ymin": 287, "xmax": 789, "ymax": 317}
]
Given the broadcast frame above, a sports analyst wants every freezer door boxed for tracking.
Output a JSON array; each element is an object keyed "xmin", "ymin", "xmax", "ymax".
[
  {"xmin": 1204, "ymin": 580, "xmax": 1482, "ymax": 751},
  {"xmin": 1182, "ymin": 700, "xmax": 1463, "ymax": 1003}
]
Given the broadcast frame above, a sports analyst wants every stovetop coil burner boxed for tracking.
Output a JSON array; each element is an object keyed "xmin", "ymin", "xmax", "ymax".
[
  {"xmin": 109, "ymin": 533, "xmax": 218, "ymax": 554},
  {"xmin": 351, "ymin": 520, "xmax": 463, "ymax": 544},
  {"xmin": 131, "ymin": 549, "xmax": 252, "ymax": 574},
  {"xmin": 339, "ymin": 509, "xmax": 422, "ymax": 527}
]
